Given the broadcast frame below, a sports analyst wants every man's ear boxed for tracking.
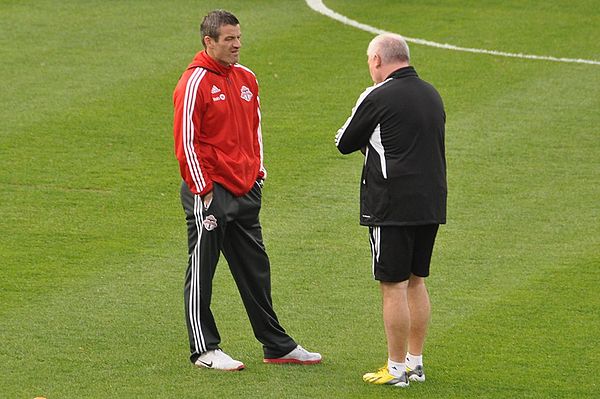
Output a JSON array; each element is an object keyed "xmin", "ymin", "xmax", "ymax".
[
  {"xmin": 374, "ymin": 54, "xmax": 382, "ymax": 68},
  {"xmin": 203, "ymin": 35, "xmax": 213, "ymax": 49}
]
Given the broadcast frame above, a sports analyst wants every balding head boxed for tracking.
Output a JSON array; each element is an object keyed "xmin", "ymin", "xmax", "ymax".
[
  {"xmin": 366, "ymin": 33, "xmax": 410, "ymax": 83},
  {"xmin": 367, "ymin": 33, "xmax": 410, "ymax": 64}
]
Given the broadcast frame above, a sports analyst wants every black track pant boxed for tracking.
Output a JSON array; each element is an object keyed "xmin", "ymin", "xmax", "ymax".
[{"xmin": 180, "ymin": 181, "xmax": 296, "ymax": 363}]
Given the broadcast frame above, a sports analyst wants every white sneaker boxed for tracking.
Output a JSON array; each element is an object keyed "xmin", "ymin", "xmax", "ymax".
[
  {"xmin": 263, "ymin": 345, "xmax": 322, "ymax": 365},
  {"xmin": 406, "ymin": 364, "xmax": 425, "ymax": 382},
  {"xmin": 194, "ymin": 349, "xmax": 245, "ymax": 371}
]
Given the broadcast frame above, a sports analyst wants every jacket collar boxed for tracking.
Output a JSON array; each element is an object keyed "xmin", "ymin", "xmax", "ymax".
[
  {"xmin": 386, "ymin": 66, "xmax": 418, "ymax": 80},
  {"xmin": 187, "ymin": 50, "xmax": 233, "ymax": 75}
]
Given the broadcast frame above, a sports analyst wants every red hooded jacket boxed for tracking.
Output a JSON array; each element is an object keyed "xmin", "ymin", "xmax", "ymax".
[{"xmin": 173, "ymin": 51, "xmax": 265, "ymax": 197}]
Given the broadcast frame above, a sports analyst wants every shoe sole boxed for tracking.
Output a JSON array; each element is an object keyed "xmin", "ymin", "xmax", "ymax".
[
  {"xmin": 408, "ymin": 374, "xmax": 425, "ymax": 382},
  {"xmin": 196, "ymin": 363, "xmax": 246, "ymax": 371},
  {"xmin": 362, "ymin": 379, "xmax": 410, "ymax": 387},
  {"xmin": 263, "ymin": 358, "xmax": 321, "ymax": 365}
]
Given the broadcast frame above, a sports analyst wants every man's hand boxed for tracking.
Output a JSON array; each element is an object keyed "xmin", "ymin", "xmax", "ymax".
[{"xmin": 202, "ymin": 191, "xmax": 213, "ymax": 209}]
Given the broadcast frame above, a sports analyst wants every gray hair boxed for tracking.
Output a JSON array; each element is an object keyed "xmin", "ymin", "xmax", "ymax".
[
  {"xmin": 367, "ymin": 33, "xmax": 410, "ymax": 63},
  {"xmin": 200, "ymin": 10, "xmax": 239, "ymax": 47}
]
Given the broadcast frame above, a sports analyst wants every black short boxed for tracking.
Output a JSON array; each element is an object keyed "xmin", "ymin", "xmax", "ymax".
[{"xmin": 368, "ymin": 224, "xmax": 439, "ymax": 282}]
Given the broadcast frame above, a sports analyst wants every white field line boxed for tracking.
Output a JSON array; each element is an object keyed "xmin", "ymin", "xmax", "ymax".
[{"xmin": 306, "ymin": 0, "xmax": 600, "ymax": 66}]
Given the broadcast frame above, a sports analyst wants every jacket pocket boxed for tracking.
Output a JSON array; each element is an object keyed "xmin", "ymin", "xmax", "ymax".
[{"xmin": 360, "ymin": 166, "xmax": 389, "ymax": 222}]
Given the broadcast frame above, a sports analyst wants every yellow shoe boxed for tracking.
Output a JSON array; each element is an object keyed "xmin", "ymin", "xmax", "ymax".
[{"xmin": 363, "ymin": 366, "xmax": 409, "ymax": 387}]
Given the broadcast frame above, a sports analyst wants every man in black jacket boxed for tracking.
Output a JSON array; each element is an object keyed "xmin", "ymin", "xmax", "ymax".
[{"xmin": 335, "ymin": 33, "xmax": 446, "ymax": 387}]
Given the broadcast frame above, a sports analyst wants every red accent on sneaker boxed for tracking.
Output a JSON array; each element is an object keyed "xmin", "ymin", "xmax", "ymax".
[{"xmin": 263, "ymin": 357, "xmax": 321, "ymax": 365}]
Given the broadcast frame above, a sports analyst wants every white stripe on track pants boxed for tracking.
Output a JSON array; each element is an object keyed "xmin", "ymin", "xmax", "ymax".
[{"xmin": 180, "ymin": 181, "xmax": 296, "ymax": 363}]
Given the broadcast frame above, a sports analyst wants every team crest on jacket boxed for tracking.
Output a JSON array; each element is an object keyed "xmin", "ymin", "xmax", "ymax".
[
  {"xmin": 240, "ymin": 86, "xmax": 253, "ymax": 102},
  {"xmin": 203, "ymin": 215, "xmax": 218, "ymax": 231}
]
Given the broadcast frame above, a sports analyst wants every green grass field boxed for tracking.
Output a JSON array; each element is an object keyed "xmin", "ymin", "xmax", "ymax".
[{"xmin": 1, "ymin": 1, "xmax": 599, "ymax": 398}]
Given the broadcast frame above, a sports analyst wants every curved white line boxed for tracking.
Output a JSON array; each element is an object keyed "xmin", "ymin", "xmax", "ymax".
[{"xmin": 306, "ymin": 0, "xmax": 600, "ymax": 66}]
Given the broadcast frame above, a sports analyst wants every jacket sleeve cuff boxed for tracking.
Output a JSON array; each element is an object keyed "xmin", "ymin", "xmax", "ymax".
[
  {"xmin": 257, "ymin": 169, "xmax": 266, "ymax": 180},
  {"xmin": 198, "ymin": 181, "xmax": 214, "ymax": 197}
]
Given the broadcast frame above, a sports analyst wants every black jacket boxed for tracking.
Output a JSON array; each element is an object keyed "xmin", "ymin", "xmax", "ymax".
[{"xmin": 336, "ymin": 66, "xmax": 446, "ymax": 226}]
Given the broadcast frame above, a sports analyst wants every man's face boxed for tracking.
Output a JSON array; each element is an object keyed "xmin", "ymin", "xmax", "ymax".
[{"xmin": 205, "ymin": 24, "xmax": 242, "ymax": 66}]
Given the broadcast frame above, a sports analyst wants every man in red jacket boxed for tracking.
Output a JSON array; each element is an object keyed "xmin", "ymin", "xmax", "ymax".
[{"xmin": 173, "ymin": 9, "xmax": 321, "ymax": 371}]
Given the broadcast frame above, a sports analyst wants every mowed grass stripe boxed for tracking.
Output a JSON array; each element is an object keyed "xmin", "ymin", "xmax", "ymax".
[
  {"xmin": 325, "ymin": 0, "xmax": 600, "ymax": 59},
  {"xmin": 432, "ymin": 254, "xmax": 599, "ymax": 398},
  {"xmin": 0, "ymin": 1, "xmax": 203, "ymax": 134}
]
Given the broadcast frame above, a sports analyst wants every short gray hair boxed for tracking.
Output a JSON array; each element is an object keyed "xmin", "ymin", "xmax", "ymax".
[
  {"xmin": 367, "ymin": 33, "xmax": 410, "ymax": 64},
  {"xmin": 200, "ymin": 10, "xmax": 239, "ymax": 47}
]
